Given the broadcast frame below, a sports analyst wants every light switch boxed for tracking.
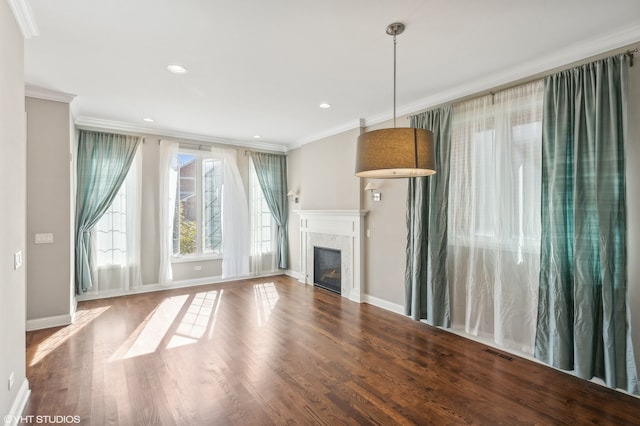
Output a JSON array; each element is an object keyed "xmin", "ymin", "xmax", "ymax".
[
  {"xmin": 14, "ymin": 251, "xmax": 22, "ymax": 270},
  {"xmin": 35, "ymin": 233, "xmax": 54, "ymax": 244}
]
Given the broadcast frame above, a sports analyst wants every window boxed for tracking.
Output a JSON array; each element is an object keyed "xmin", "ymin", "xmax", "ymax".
[
  {"xmin": 449, "ymin": 89, "xmax": 543, "ymax": 249},
  {"xmin": 447, "ymin": 81, "xmax": 544, "ymax": 353},
  {"xmin": 250, "ymin": 162, "xmax": 274, "ymax": 255},
  {"xmin": 91, "ymin": 146, "xmax": 142, "ymax": 293},
  {"xmin": 95, "ymin": 181, "xmax": 128, "ymax": 266},
  {"xmin": 174, "ymin": 150, "xmax": 223, "ymax": 257},
  {"xmin": 249, "ymin": 158, "xmax": 277, "ymax": 273},
  {"xmin": 94, "ymin": 148, "xmax": 141, "ymax": 268}
]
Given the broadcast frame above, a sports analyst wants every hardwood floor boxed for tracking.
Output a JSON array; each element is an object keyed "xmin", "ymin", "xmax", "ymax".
[{"xmin": 23, "ymin": 275, "xmax": 640, "ymax": 425}]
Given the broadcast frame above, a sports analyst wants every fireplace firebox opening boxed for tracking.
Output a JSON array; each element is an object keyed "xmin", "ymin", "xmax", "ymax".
[{"xmin": 314, "ymin": 246, "xmax": 341, "ymax": 294}]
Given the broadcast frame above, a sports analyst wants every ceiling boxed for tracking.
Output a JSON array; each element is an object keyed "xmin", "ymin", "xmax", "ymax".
[{"xmin": 23, "ymin": 0, "xmax": 640, "ymax": 151}]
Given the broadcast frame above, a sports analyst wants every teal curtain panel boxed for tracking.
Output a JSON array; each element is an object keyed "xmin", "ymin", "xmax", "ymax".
[
  {"xmin": 251, "ymin": 152, "xmax": 289, "ymax": 269},
  {"xmin": 75, "ymin": 130, "xmax": 141, "ymax": 294},
  {"xmin": 405, "ymin": 106, "xmax": 452, "ymax": 326},
  {"xmin": 535, "ymin": 54, "xmax": 639, "ymax": 394}
]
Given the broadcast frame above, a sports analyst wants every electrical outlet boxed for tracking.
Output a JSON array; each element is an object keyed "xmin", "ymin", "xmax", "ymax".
[
  {"xmin": 194, "ymin": 265, "xmax": 202, "ymax": 271},
  {"xmin": 8, "ymin": 372, "xmax": 14, "ymax": 390}
]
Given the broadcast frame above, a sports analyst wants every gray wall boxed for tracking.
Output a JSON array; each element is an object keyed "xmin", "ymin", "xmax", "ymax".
[
  {"xmin": 26, "ymin": 97, "xmax": 73, "ymax": 322},
  {"xmin": 626, "ymin": 43, "xmax": 640, "ymax": 368},
  {"xmin": 296, "ymin": 128, "xmax": 360, "ymax": 211},
  {"xmin": 285, "ymin": 128, "xmax": 361, "ymax": 277},
  {"xmin": 1, "ymin": 1, "xmax": 27, "ymax": 417},
  {"xmin": 286, "ymin": 119, "xmax": 410, "ymax": 307},
  {"xmin": 287, "ymin": 44, "xmax": 640, "ymax": 362},
  {"xmin": 24, "ymin": 117, "xmax": 272, "ymax": 314},
  {"xmin": 286, "ymin": 147, "xmax": 302, "ymax": 274},
  {"xmin": 360, "ymin": 117, "xmax": 413, "ymax": 306}
]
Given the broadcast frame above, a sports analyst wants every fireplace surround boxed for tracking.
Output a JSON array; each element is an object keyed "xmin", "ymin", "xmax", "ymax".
[{"xmin": 295, "ymin": 210, "xmax": 368, "ymax": 302}]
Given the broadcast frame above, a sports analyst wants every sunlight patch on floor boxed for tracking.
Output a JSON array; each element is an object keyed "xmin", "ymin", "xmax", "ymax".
[
  {"xmin": 168, "ymin": 290, "xmax": 221, "ymax": 348},
  {"xmin": 110, "ymin": 294, "xmax": 188, "ymax": 361},
  {"xmin": 254, "ymin": 282, "xmax": 279, "ymax": 327},
  {"xmin": 30, "ymin": 306, "xmax": 110, "ymax": 366}
]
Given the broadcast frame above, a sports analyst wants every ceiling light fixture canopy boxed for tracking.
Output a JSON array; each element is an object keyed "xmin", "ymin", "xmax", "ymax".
[
  {"xmin": 355, "ymin": 23, "xmax": 435, "ymax": 178},
  {"xmin": 167, "ymin": 64, "xmax": 188, "ymax": 74}
]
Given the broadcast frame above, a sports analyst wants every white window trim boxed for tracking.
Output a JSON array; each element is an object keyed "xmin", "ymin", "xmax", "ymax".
[
  {"xmin": 171, "ymin": 253, "xmax": 223, "ymax": 264},
  {"xmin": 174, "ymin": 148, "xmax": 224, "ymax": 258}
]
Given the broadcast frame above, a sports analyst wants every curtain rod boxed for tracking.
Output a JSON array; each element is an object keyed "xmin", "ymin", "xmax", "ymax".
[
  {"xmin": 244, "ymin": 149, "xmax": 286, "ymax": 157},
  {"xmin": 179, "ymin": 142, "xmax": 210, "ymax": 151},
  {"xmin": 409, "ymin": 46, "xmax": 639, "ymax": 118},
  {"xmin": 627, "ymin": 48, "xmax": 638, "ymax": 67},
  {"xmin": 482, "ymin": 48, "xmax": 638, "ymax": 95}
]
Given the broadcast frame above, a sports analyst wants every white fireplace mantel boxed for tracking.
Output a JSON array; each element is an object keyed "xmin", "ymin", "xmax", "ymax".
[{"xmin": 295, "ymin": 210, "xmax": 368, "ymax": 302}]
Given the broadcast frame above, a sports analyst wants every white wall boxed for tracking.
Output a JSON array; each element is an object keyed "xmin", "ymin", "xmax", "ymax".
[
  {"xmin": 26, "ymin": 97, "xmax": 73, "ymax": 325},
  {"xmin": 1, "ymin": 1, "xmax": 28, "ymax": 418}
]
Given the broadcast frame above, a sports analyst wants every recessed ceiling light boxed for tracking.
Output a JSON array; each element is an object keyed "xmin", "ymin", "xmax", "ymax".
[
  {"xmin": 319, "ymin": 103, "xmax": 331, "ymax": 109},
  {"xmin": 253, "ymin": 135, "xmax": 261, "ymax": 139},
  {"xmin": 143, "ymin": 118, "xmax": 154, "ymax": 123},
  {"xmin": 167, "ymin": 64, "xmax": 188, "ymax": 74}
]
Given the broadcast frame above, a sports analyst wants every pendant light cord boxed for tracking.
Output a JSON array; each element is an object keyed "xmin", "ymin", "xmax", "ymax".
[{"xmin": 393, "ymin": 33, "xmax": 397, "ymax": 128}]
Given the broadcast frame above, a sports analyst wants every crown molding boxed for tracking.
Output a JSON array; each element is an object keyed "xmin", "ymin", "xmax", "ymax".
[
  {"xmin": 25, "ymin": 85, "xmax": 76, "ymax": 103},
  {"xmin": 309, "ymin": 24, "xmax": 640, "ymax": 136},
  {"xmin": 292, "ymin": 119, "xmax": 363, "ymax": 150},
  {"xmin": 7, "ymin": 0, "xmax": 39, "ymax": 39},
  {"xmin": 75, "ymin": 116, "xmax": 288, "ymax": 153}
]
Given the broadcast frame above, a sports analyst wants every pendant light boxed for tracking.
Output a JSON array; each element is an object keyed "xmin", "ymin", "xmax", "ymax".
[{"xmin": 355, "ymin": 23, "xmax": 436, "ymax": 178}]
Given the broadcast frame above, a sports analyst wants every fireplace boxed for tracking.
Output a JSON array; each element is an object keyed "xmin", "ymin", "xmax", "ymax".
[
  {"xmin": 296, "ymin": 210, "xmax": 367, "ymax": 302},
  {"xmin": 314, "ymin": 247, "xmax": 341, "ymax": 294}
]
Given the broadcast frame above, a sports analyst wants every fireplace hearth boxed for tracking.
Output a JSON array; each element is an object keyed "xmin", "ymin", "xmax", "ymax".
[{"xmin": 314, "ymin": 246, "xmax": 341, "ymax": 294}]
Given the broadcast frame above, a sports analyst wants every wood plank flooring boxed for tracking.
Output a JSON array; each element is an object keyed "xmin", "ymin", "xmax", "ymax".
[{"xmin": 22, "ymin": 275, "xmax": 640, "ymax": 425}]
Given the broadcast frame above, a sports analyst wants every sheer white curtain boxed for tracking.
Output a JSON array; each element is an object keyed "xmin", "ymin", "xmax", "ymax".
[
  {"xmin": 89, "ymin": 146, "xmax": 142, "ymax": 294},
  {"xmin": 448, "ymin": 80, "xmax": 543, "ymax": 354},
  {"xmin": 211, "ymin": 147, "xmax": 250, "ymax": 278},
  {"xmin": 159, "ymin": 140, "xmax": 179, "ymax": 285}
]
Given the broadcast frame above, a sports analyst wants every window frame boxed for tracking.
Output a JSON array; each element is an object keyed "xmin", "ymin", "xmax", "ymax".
[
  {"xmin": 172, "ymin": 148, "xmax": 224, "ymax": 262},
  {"xmin": 94, "ymin": 180, "xmax": 128, "ymax": 268},
  {"xmin": 249, "ymin": 159, "xmax": 276, "ymax": 256},
  {"xmin": 448, "ymin": 97, "xmax": 543, "ymax": 253}
]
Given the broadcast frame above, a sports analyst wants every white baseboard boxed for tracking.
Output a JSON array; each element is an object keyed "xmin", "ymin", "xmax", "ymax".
[
  {"xmin": 4, "ymin": 378, "xmax": 30, "ymax": 426},
  {"xmin": 76, "ymin": 272, "xmax": 284, "ymax": 302},
  {"xmin": 26, "ymin": 313, "xmax": 73, "ymax": 331},
  {"xmin": 285, "ymin": 269, "xmax": 303, "ymax": 281},
  {"xmin": 71, "ymin": 298, "xmax": 78, "ymax": 322},
  {"xmin": 362, "ymin": 294, "xmax": 405, "ymax": 315},
  {"xmin": 77, "ymin": 278, "xmax": 225, "ymax": 301}
]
